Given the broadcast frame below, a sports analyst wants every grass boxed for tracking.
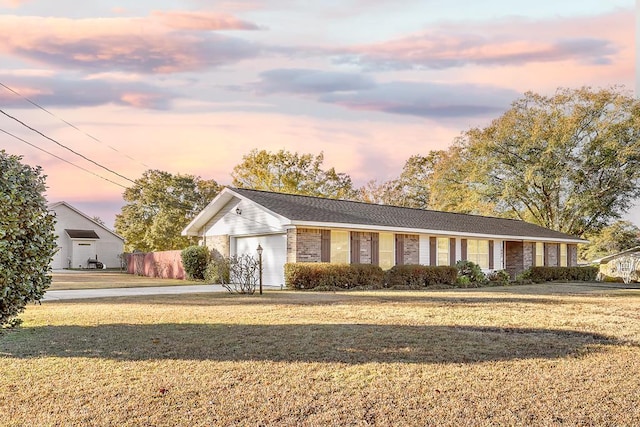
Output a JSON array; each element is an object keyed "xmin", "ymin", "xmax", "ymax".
[
  {"xmin": 1, "ymin": 283, "xmax": 640, "ymax": 425},
  {"xmin": 48, "ymin": 271, "xmax": 202, "ymax": 290}
]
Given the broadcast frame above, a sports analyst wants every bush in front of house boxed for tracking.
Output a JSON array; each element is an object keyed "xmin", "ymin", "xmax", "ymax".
[
  {"xmin": 527, "ymin": 266, "xmax": 599, "ymax": 282},
  {"xmin": 486, "ymin": 270, "xmax": 511, "ymax": 286},
  {"xmin": 455, "ymin": 260, "xmax": 488, "ymax": 287},
  {"xmin": 208, "ymin": 254, "xmax": 259, "ymax": 294},
  {"xmin": 180, "ymin": 245, "xmax": 210, "ymax": 280},
  {"xmin": 385, "ymin": 265, "xmax": 458, "ymax": 289},
  {"xmin": 284, "ymin": 263, "xmax": 385, "ymax": 290}
]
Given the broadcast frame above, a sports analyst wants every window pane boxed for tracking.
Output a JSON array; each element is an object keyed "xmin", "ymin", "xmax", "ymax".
[
  {"xmin": 560, "ymin": 244, "xmax": 567, "ymax": 267},
  {"xmin": 379, "ymin": 232, "xmax": 394, "ymax": 270},
  {"xmin": 536, "ymin": 242, "xmax": 544, "ymax": 266},
  {"xmin": 437, "ymin": 237, "xmax": 449, "ymax": 266},
  {"xmin": 330, "ymin": 230, "xmax": 349, "ymax": 264},
  {"xmin": 467, "ymin": 239, "xmax": 489, "ymax": 269}
]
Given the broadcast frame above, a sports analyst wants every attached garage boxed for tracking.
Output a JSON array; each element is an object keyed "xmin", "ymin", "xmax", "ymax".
[{"xmin": 233, "ymin": 234, "xmax": 287, "ymax": 287}]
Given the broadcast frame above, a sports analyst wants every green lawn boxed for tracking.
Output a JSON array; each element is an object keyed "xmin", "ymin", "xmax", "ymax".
[{"xmin": 1, "ymin": 283, "xmax": 639, "ymax": 426}]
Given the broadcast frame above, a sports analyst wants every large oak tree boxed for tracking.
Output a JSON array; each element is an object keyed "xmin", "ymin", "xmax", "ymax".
[
  {"xmin": 232, "ymin": 149, "xmax": 355, "ymax": 199},
  {"xmin": 115, "ymin": 170, "xmax": 222, "ymax": 252},
  {"xmin": 431, "ymin": 87, "xmax": 640, "ymax": 236}
]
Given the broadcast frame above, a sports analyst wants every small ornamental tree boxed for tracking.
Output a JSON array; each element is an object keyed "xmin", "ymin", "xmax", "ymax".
[{"xmin": 0, "ymin": 150, "xmax": 56, "ymax": 327}]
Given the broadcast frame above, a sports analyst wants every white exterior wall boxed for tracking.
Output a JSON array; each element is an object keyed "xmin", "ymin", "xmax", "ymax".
[
  {"xmin": 204, "ymin": 198, "xmax": 285, "ymax": 237},
  {"xmin": 419, "ymin": 235, "xmax": 430, "ymax": 265},
  {"xmin": 50, "ymin": 203, "xmax": 124, "ymax": 269},
  {"xmin": 493, "ymin": 239, "xmax": 505, "ymax": 271}
]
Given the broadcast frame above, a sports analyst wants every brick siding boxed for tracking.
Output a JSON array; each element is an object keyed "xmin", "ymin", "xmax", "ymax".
[
  {"xmin": 205, "ymin": 235, "xmax": 229, "ymax": 259},
  {"xmin": 403, "ymin": 234, "xmax": 420, "ymax": 265}
]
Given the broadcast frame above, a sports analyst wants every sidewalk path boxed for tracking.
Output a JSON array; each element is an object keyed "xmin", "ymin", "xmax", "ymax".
[{"xmin": 43, "ymin": 285, "xmax": 281, "ymax": 301}]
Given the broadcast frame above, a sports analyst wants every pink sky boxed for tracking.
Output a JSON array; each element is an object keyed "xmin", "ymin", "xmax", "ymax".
[{"xmin": 0, "ymin": 1, "xmax": 635, "ymax": 228}]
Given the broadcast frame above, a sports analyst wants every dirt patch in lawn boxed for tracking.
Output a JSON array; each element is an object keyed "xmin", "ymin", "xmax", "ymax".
[{"xmin": 49, "ymin": 270, "xmax": 201, "ymax": 290}]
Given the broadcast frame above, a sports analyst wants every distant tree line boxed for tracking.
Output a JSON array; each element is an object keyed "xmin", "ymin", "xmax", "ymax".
[{"xmin": 115, "ymin": 87, "xmax": 640, "ymax": 259}]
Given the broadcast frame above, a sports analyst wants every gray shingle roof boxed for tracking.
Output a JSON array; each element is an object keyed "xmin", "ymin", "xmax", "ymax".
[{"xmin": 231, "ymin": 187, "xmax": 583, "ymax": 241}]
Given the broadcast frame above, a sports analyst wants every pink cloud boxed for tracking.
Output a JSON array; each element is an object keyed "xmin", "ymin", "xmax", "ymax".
[
  {"xmin": 152, "ymin": 10, "xmax": 261, "ymax": 30},
  {"xmin": 0, "ymin": 13, "xmax": 261, "ymax": 73},
  {"xmin": 333, "ymin": 10, "xmax": 631, "ymax": 70},
  {"xmin": 0, "ymin": 0, "xmax": 30, "ymax": 8}
]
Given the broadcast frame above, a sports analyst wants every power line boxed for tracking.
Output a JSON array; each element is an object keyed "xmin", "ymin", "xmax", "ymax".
[
  {"xmin": 0, "ymin": 81, "xmax": 151, "ymax": 169},
  {"xmin": 0, "ymin": 127, "xmax": 127, "ymax": 189},
  {"xmin": 0, "ymin": 108, "xmax": 135, "ymax": 184}
]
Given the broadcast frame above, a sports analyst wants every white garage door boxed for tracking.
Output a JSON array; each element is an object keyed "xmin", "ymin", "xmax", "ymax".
[{"xmin": 234, "ymin": 234, "xmax": 287, "ymax": 287}]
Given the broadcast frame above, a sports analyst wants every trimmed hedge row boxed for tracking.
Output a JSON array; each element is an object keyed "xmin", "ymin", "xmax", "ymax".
[
  {"xmin": 527, "ymin": 266, "xmax": 599, "ymax": 282},
  {"xmin": 385, "ymin": 265, "xmax": 458, "ymax": 288},
  {"xmin": 284, "ymin": 263, "xmax": 458, "ymax": 290},
  {"xmin": 284, "ymin": 263, "xmax": 385, "ymax": 289}
]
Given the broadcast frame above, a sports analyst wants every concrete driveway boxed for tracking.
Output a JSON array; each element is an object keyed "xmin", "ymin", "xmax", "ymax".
[{"xmin": 44, "ymin": 285, "xmax": 282, "ymax": 301}]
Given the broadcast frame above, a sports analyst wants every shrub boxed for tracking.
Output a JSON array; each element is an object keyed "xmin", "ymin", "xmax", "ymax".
[
  {"xmin": 385, "ymin": 265, "xmax": 458, "ymax": 288},
  {"xmin": 284, "ymin": 263, "xmax": 385, "ymax": 290},
  {"xmin": 204, "ymin": 257, "xmax": 230, "ymax": 284},
  {"xmin": 180, "ymin": 245, "xmax": 210, "ymax": 280},
  {"xmin": 0, "ymin": 150, "xmax": 57, "ymax": 327},
  {"xmin": 209, "ymin": 254, "xmax": 260, "ymax": 294},
  {"xmin": 487, "ymin": 270, "xmax": 510, "ymax": 286},
  {"xmin": 527, "ymin": 266, "xmax": 599, "ymax": 283},
  {"xmin": 455, "ymin": 260, "xmax": 488, "ymax": 287}
]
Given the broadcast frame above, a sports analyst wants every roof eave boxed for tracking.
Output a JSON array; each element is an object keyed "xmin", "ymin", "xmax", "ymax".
[{"xmin": 288, "ymin": 220, "xmax": 586, "ymax": 243}]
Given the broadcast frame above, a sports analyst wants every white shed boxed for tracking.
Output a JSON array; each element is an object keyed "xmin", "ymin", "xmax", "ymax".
[{"xmin": 48, "ymin": 201, "xmax": 125, "ymax": 269}]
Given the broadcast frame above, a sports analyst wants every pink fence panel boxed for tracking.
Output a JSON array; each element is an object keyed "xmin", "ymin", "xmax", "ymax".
[{"xmin": 127, "ymin": 250, "xmax": 185, "ymax": 279}]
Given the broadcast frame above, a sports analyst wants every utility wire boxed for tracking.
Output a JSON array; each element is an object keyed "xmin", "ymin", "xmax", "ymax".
[
  {"xmin": 0, "ymin": 82, "xmax": 151, "ymax": 169},
  {"xmin": 0, "ymin": 108, "xmax": 135, "ymax": 184},
  {"xmin": 0, "ymin": 127, "xmax": 127, "ymax": 189}
]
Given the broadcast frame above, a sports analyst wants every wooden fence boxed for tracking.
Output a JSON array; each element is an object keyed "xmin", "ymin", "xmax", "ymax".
[{"xmin": 126, "ymin": 250, "xmax": 185, "ymax": 279}]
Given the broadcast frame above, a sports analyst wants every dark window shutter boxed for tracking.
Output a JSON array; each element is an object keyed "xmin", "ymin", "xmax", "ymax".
[
  {"xmin": 461, "ymin": 239, "xmax": 468, "ymax": 261},
  {"xmin": 429, "ymin": 237, "xmax": 436, "ymax": 266},
  {"xmin": 395, "ymin": 234, "xmax": 404, "ymax": 266},
  {"xmin": 449, "ymin": 238, "xmax": 456, "ymax": 266},
  {"xmin": 350, "ymin": 232, "xmax": 361, "ymax": 264},
  {"xmin": 321, "ymin": 230, "xmax": 331, "ymax": 262},
  {"xmin": 543, "ymin": 243, "xmax": 548, "ymax": 266},
  {"xmin": 371, "ymin": 233, "xmax": 379, "ymax": 266},
  {"xmin": 489, "ymin": 240, "xmax": 494, "ymax": 269}
]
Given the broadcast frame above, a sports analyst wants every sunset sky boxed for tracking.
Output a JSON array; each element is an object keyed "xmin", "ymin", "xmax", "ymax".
[{"xmin": 0, "ymin": 0, "xmax": 635, "ymax": 229}]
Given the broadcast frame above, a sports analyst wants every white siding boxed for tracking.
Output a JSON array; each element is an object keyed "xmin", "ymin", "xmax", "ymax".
[
  {"xmin": 234, "ymin": 234, "xmax": 287, "ymax": 286},
  {"xmin": 493, "ymin": 239, "xmax": 505, "ymax": 270},
  {"xmin": 419, "ymin": 235, "xmax": 430, "ymax": 265},
  {"xmin": 204, "ymin": 198, "xmax": 284, "ymax": 237}
]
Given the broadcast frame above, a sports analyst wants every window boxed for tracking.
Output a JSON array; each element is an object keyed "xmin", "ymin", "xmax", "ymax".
[
  {"xmin": 535, "ymin": 242, "xmax": 544, "ymax": 267},
  {"xmin": 467, "ymin": 239, "xmax": 489, "ymax": 269},
  {"xmin": 560, "ymin": 244, "xmax": 567, "ymax": 267},
  {"xmin": 437, "ymin": 237, "xmax": 449, "ymax": 266},
  {"xmin": 379, "ymin": 233, "xmax": 394, "ymax": 270},
  {"xmin": 330, "ymin": 230, "xmax": 349, "ymax": 264}
]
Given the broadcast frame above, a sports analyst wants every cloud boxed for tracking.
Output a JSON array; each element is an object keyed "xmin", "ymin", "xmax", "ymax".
[
  {"xmin": 330, "ymin": 11, "xmax": 628, "ymax": 71},
  {"xmin": 0, "ymin": 13, "xmax": 261, "ymax": 74},
  {"xmin": 250, "ymin": 68, "xmax": 519, "ymax": 119},
  {"xmin": 252, "ymin": 69, "xmax": 376, "ymax": 95},
  {"xmin": 0, "ymin": 75, "xmax": 175, "ymax": 109},
  {"xmin": 320, "ymin": 81, "xmax": 519, "ymax": 118},
  {"xmin": 151, "ymin": 11, "xmax": 261, "ymax": 30},
  {"xmin": 0, "ymin": 0, "xmax": 29, "ymax": 8}
]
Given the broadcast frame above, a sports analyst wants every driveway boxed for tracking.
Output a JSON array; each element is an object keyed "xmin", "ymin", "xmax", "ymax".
[{"xmin": 43, "ymin": 285, "xmax": 283, "ymax": 301}]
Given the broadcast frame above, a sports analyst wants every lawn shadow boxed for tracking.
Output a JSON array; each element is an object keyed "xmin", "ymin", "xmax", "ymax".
[{"xmin": 0, "ymin": 323, "xmax": 620, "ymax": 364}]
